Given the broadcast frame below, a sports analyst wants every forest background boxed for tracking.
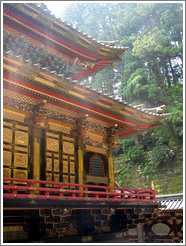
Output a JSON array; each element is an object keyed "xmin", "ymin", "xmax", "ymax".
[{"xmin": 49, "ymin": 2, "xmax": 184, "ymax": 195}]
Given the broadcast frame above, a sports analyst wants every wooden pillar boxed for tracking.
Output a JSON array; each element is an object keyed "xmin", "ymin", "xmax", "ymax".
[
  {"xmin": 33, "ymin": 128, "xmax": 42, "ymax": 182},
  {"xmin": 137, "ymin": 223, "xmax": 144, "ymax": 243},
  {"xmin": 108, "ymin": 154, "xmax": 115, "ymax": 187},
  {"xmin": 78, "ymin": 147, "xmax": 84, "ymax": 185}
]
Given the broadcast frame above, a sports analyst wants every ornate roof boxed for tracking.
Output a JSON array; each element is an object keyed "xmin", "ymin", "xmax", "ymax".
[
  {"xmin": 3, "ymin": 2, "xmax": 170, "ymax": 139},
  {"xmin": 3, "ymin": 3, "xmax": 128, "ymax": 81}
]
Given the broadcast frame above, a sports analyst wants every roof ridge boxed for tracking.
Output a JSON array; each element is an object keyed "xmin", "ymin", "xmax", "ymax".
[{"xmin": 34, "ymin": 3, "xmax": 128, "ymax": 51}]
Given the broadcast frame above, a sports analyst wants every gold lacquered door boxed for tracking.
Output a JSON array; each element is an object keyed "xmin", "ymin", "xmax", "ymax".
[
  {"xmin": 44, "ymin": 131, "xmax": 76, "ymax": 187},
  {"xmin": 45, "ymin": 131, "xmax": 60, "ymax": 187},
  {"xmin": 3, "ymin": 120, "xmax": 31, "ymax": 184},
  {"xmin": 62, "ymin": 135, "xmax": 76, "ymax": 187}
]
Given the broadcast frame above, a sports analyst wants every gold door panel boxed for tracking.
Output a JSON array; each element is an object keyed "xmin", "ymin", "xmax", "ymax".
[
  {"xmin": 54, "ymin": 159, "xmax": 60, "ymax": 172},
  {"xmin": 70, "ymin": 162, "xmax": 75, "ymax": 174},
  {"xmin": 46, "ymin": 158, "xmax": 52, "ymax": 171},
  {"xmin": 46, "ymin": 138, "xmax": 59, "ymax": 152},
  {"xmin": 63, "ymin": 161, "xmax": 68, "ymax": 173},
  {"xmin": 3, "ymin": 128, "xmax": 13, "ymax": 143},
  {"xmin": 3, "ymin": 121, "xmax": 31, "ymax": 183},
  {"xmin": 62, "ymin": 141, "xmax": 75, "ymax": 155},
  {"xmin": 3, "ymin": 151, "xmax": 12, "ymax": 166},
  {"xmin": 14, "ymin": 153, "xmax": 28, "ymax": 168},
  {"xmin": 15, "ymin": 131, "xmax": 28, "ymax": 146}
]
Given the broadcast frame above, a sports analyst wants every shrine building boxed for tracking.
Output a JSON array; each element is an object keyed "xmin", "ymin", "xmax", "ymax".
[{"xmin": 3, "ymin": 3, "xmax": 176, "ymax": 243}]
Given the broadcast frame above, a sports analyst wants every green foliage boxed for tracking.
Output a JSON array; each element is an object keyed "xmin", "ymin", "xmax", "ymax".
[
  {"xmin": 126, "ymin": 146, "xmax": 145, "ymax": 163},
  {"xmin": 61, "ymin": 2, "xmax": 183, "ymax": 194},
  {"xmin": 151, "ymin": 145, "xmax": 174, "ymax": 168}
]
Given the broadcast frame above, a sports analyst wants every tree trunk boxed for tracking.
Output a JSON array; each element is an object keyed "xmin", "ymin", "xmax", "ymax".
[
  {"xmin": 169, "ymin": 58, "xmax": 176, "ymax": 85},
  {"xmin": 165, "ymin": 62, "xmax": 171, "ymax": 88}
]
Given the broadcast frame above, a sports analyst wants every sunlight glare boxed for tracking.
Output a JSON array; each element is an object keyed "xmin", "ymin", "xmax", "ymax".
[{"xmin": 45, "ymin": 1, "xmax": 70, "ymax": 18}]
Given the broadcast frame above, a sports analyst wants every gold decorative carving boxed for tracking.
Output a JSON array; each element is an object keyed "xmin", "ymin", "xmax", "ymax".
[
  {"xmin": 63, "ymin": 141, "xmax": 74, "ymax": 155},
  {"xmin": 54, "ymin": 174, "xmax": 59, "ymax": 183},
  {"xmin": 3, "ymin": 110, "xmax": 25, "ymax": 122},
  {"xmin": 3, "ymin": 151, "xmax": 12, "ymax": 166},
  {"xmin": 46, "ymin": 173, "xmax": 52, "ymax": 182},
  {"xmin": 15, "ymin": 125, "xmax": 28, "ymax": 131},
  {"xmin": 62, "ymin": 136, "xmax": 74, "ymax": 142},
  {"xmin": 54, "ymin": 159, "xmax": 59, "ymax": 172},
  {"xmin": 70, "ymin": 162, "xmax": 75, "ymax": 174},
  {"xmin": 86, "ymin": 145, "xmax": 107, "ymax": 155},
  {"xmin": 3, "ymin": 144, "xmax": 12, "ymax": 150},
  {"xmin": 49, "ymin": 123, "xmax": 71, "ymax": 134},
  {"xmin": 63, "ymin": 175, "xmax": 69, "ymax": 183},
  {"xmin": 54, "ymin": 154, "xmax": 59, "ymax": 158},
  {"xmin": 70, "ymin": 156, "xmax": 75, "ymax": 161},
  {"xmin": 46, "ymin": 132, "xmax": 59, "ymax": 139},
  {"xmin": 63, "ymin": 161, "xmax": 68, "ymax": 173},
  {"xmin": 70, "ymin": 176, "xmax": 75, "ymax": 188},
  {"xmin": 3, "ymin": 128, "xmax": 13, "ymax": 143},
  {"xmin": 3, "ymin": 168, "xmax": 11, "ymax": 178},
  {"xmin": 70, "ymin": 176, "xmax": 75, "ymax": 183},
  {"xmin": 3, "ymin": 121, "xmax": 13, "ymax": 128},
  {"xmin": 15, "ymin": 131, "xmax": 28, "ymax": 146},
  {"xmin": 63, "ymin": 155, "xmax": 68, "ymax": 160},
  {"xmin": 46, "ymin": 138, "xmax": 59, "ymax": 152},
  {"xmin": 46, "ymin": 158, "xmax": 52, "ymax": 171},
  {"xmin": 13, "ymin": 169, "xmax": 28, "ymax": 180},
  {"xmin": 14, "ymin": 146, "xmax": 28, "ymax": 152},
  {"xmin": 46, "ymin": 152, "xmax": 52, "ymax": 157},
  {"xmin": 14, "ymin": 153, "xmax": 28, "ymax": 168}
]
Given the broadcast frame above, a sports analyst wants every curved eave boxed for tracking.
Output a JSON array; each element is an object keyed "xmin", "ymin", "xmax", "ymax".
[
  {"xmin": 3, "ymin": 67, "xmax": 170, "ymax": 138},
  {"xmin": 3, "ymin": 3, "xmax": 128, "ymax": 81},
  {"xmin": 4, "ymin": 3, "xmax": 127, "ymax": 61}
]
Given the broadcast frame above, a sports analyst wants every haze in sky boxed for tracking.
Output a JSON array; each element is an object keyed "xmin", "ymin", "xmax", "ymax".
[{"xmin": 45, "ymin": 1, "xmax": 71, "ymax": 18}]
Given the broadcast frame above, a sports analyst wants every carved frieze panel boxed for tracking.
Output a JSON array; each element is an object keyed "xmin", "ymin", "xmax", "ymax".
[
  {"xmin": 86, "ymin": 145, "xmax": 107, "ymax": 155},
  {"xmin": 3, "ymin": 110, "xmax": 25, "ymax": 123}
]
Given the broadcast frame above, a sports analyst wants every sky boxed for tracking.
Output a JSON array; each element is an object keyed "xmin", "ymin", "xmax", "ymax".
[{"xmin": 45, "ymin": 1, "xmax": 71, "ymax": 18}]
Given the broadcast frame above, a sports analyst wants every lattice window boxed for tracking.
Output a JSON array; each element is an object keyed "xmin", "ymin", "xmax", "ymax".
[{"xmin": 89, "ymin": 155, "xmax": 105, "ymax": 177}]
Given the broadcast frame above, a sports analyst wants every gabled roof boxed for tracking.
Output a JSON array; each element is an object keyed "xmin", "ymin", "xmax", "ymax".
[
  {"xmin": 3, "ymin": 2, "xmax": 170, "ymax": 138},
  {"xmin": 3, "ymin": 2, "xmax": 128, "ymax": 81}
]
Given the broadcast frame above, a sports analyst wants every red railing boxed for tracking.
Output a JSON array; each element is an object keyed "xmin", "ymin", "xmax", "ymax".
[{"xmin": 3, "ymin": 178, "xmax": 156, "ymax": 203}]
